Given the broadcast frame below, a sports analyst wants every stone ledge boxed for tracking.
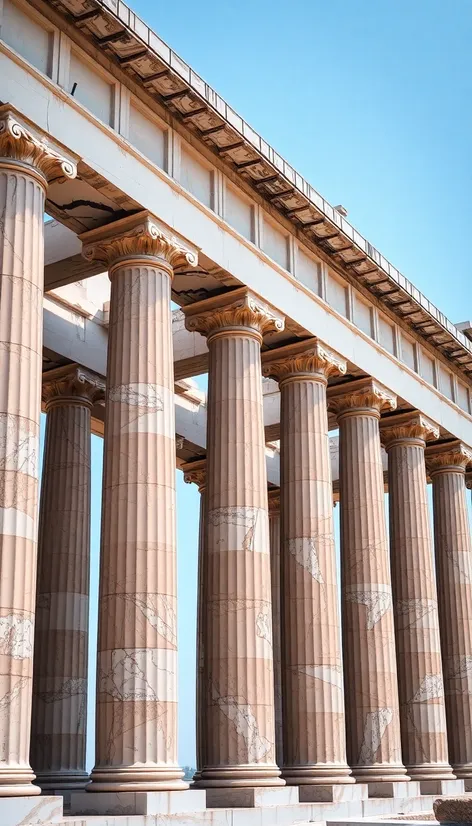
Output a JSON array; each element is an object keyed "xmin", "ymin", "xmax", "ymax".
[
  {"xmin": 0, "ymin": 796, "xmax": 63, "ymax": 826},
  {"xmin": 421, "ymin": 781, "xmax": 465, "ymax": 797},
  {"xmin": 204, "ymin": 785, "xmax": 298, "ymax": 808},
  {"xmin": 70, "ymin": 789, "xmax": 206, "ymax": 816}
]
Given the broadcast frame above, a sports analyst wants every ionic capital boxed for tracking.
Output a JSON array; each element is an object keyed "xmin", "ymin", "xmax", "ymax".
[
  {"xmin": 0, "ymin": 106, "xmax": 77, "ymax": 182},
  {"xmin": 261, "ymin": 337, "xmax": 346, "ymax": 385},
  {"xmin": 80, "ymin": 211, "xmax": 198, "ymax": 275},
  {"xmin": 268, "ymin": 487, "xmax": 280, "ymax": 515},
  {"xmin": 184, "ymin": 287, "xmax": 284, "ymax": 342},
  {"xmin": 42, "ymin": 364, "xmax": 105, "ymax": 411},
  {"xmin": 425, "ymin": 439, "xmax": 472, "ymax": 476},
  {"xmin": 182, "ymin": 458, "xmax": 207, "ymax": 492},
  {"xmin": 328, "ymin": 376, "xmax": 397, "ymax": 418},
  {"xmin": 380, "ymin": 411, "xmax": 440, "ymax": 450}
]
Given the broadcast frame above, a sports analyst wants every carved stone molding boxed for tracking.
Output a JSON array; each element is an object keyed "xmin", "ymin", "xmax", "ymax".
[
  {"xmin": 184, "ymin": 287, "xmax": 285, "ymax": 340},
  {"xmin": 267, "ymin": 487, "xmax": 280, "ymax": 514},
  {"xmin": 328, "ymin": 376, "xmax": 397, "ymax": 417},
  {"xmin": 380, "ymin": 410, "xmax": 440, "ymax": 449},
  {"xmin": 80, "ymin": 211, "xmax": 198, "ymax": 273},
  {"xmin": 182, "ymin": 458, "xmax": 207, "ymax": 492},
  {"xmin": 261, "ymin": 337, "xmax": 346, "ymax": 384},
  {"xmin": 425, "ymin": 439, "xmax": 472, "ymax": 475},
  {"xmin": 0, "ymin": 106, "xmax": 77, "ymax": 182},
  {"xmin": 42, "ymin": 364, "xmax": 105, "ymax": 410}
]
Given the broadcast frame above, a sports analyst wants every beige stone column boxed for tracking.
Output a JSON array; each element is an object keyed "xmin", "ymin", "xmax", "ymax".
[
  {"xmin": 0, "ymin": 108, "xmax": 76, "ymax": 796},
  {"xmin": 380, "ymin": 412, "xmax": 452, "ymax": 782},
  {"xmin": 425, "ymin": 440, "xmax": 472, "ymax": 779},
  {"xmin": 80, "ymin": 212, "xmax": 197, "ymax": 792},
  {"xmin": 328, "ymin": 378, "xmax": 406, "ymax": 782},
  {"xmin": 182, "ymin": 458, "xmax": 207, "ymax": 782},
  {"xmin": 31, "ymin": 366, "xmax": 105, "ymax": 794},
  {"xmin": 184, "ymin": 288, "xmax": 284, "ymax": 789},
  {"xmin": 263, "ymin": 340, "xmax": 351, "ymax": 785},
  {"xmin": 267, "ymin": 488, "xmax": 283, "ymax": 770}
]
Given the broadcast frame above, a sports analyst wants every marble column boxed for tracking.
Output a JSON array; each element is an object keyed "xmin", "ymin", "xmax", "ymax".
[
  {"xmin": 184, "ymin": 288, "xmax": 285, "ymax": 788},
  {"xmin": 267, "ymin": 488, "xmax": 283, "ymax": 771},
  {"xmin": 328, "ymin": 378, "xmax": 406, "ymax": 782},
  {"xmin": 263, "ymin": 340, "xmax": 351, "ymax": 785},
  {"xmin": 380, "ymin": 412, "xmax": 452, "ymax": 781},
  {"xmin": 0, "ymin": 107, "xmax": 76, "ymax": 796},
  {"xmin": 31, "ymin": 366, "xmax": 105, "ymax": 794},
  {"xmin": 425, "ymin": 440, "xmax": 472, "ymax": 779},
  {"xmin": 182, "ymin": 458, "xmax": 207, "ymax": 782},
  {"xmin": 80, "ymin": 212, "xmax": 197, "ymax": 791}
]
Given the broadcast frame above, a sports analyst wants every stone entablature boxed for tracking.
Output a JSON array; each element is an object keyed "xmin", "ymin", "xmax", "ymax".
[
  {"xmin": 10, "ymin": 0, "xmax": 472, "ymax": 383},
  {"xmin": 2, "ymin": 35, "xmax": 471, "ymax": 421}
]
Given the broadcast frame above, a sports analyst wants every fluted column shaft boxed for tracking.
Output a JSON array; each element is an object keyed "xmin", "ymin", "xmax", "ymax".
[
  {"xmin": 0, "ymin": 108, "xmax": 76, "ymax": 796},
  {"xmin": 263, "ymin": 340, "xmax": 351, "ymax": 785},
  {"xmin": 185, "ymin": 288, "xmax": 284, "ymax": 788},
  {"xmin": 381, "ymin": 413, "xmax": 452, "ymax": 780},
  {"xmin": 329, "ymin": 378, "xmax": 405, "ymax": 782},
  {"xmin": 182, "ymin": 460, "xmax": 207, "ymax": 781},
  {"xmin": 31, "ymin": 367, "xmax": 104, "ymax": 793},
  {"xmin": 81, "ymin": 212, "xmax": 198, "ymax": 791},
  {"xmin": 268, "ymin": 490, "xmax": 283, "ymax": 770},
  {"xmin": 426, "ymin": 441, "xmax": 472, "ymax": 778}
]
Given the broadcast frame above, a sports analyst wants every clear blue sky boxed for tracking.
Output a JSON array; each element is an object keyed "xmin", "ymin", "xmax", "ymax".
[{"xmin": 42, "ymin": 0, "xmax": 472, "ymax": 771}]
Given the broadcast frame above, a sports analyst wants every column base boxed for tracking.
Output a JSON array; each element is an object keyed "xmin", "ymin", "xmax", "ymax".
[
  {"xmin": 194, "ymin": 764, "xmax": 284, "ymax": 788},
  {"xmin": 205, "ymin": 786, "xmax": 297, "ymax": 808},
  {"xmin": 282, "ymin": 764, "xmax": 354, "ymax": 785},
  {"xmin": 0, "ymin": 768, "xmax": 42, "ymax": 797},
  {"xmin": 33, "ymin": 771, "xmax": 90, "ymax": 792},
  {"xmin": 87, "ymin": 766, "xmax": 189, "ymax": 792},
  {"xmin": 405, "ymin": 763, "xmax": 455, "ymax": 782},
  {"xmin": 351, "ymin": 764, "xmax": 408, "ymax": 783},
  {"xmin": 0, "ymin": 795, "xmax": 62, "ymax": 825},
  {"xmin": 452, "ymin": 763, "xmax": 472, "ymax": 780}
]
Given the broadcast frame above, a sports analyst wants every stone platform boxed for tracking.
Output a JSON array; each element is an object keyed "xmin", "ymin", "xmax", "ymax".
[{"xmin": 3, "ymin": 781, "xmax": 467, "ymax": 826}]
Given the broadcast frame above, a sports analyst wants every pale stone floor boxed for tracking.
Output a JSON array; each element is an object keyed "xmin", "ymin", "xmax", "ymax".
[{"xmin": 1, "ymin": 794, "xmax": 452, "ymax": 826}]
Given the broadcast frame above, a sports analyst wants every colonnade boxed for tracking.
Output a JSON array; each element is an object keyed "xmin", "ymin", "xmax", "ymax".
[{"xmin": 1, "ymin": 109, "xmax": 472, "ymax": 801}]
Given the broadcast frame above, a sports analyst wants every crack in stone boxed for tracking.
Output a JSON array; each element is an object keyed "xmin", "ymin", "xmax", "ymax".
[
  {"xmin": 345, "ymin": 586, "xmax": 392, "ymax": 630},
  {"xmin": 358, "ymin": 707, "xmax": 393, "ymax": 764},
  {"xmin": 0, "ymin": 613, "xmax": 34, "ymax": 659}
]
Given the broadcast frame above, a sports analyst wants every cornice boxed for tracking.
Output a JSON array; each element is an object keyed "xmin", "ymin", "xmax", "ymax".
[
  {"xmin": 261, "ymin": 338, "xmax": 346, "ymax": 384},
  {"xmin": 0, "ymin": 106, "xmax": 77, "ymax": 182},
  {"xmin": 425, "ymin": 439, "xmax": 472, "ymax": 474},
  {"xmin": 80, "ymin": 211, "xmax": 199, "ymax": 272},
  {"xmin": 182, "ymin": 458, "xmax": 206, "ymax": 492},
  {"xmin": 328, "ymin": 377, "xmax": 397, "ymax": 417},
  {"xmin": 42, "ymin": 364, "xmax": 105, "ymax": 409},
  {"xmin": 380, "ymin": 411, "xmax": 440, "ymax": 449},
  {"xmin": 184, "ymin": 287, "xmax": 285, "ymax": 340}
]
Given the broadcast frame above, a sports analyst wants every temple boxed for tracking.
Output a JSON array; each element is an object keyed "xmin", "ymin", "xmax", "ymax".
[{"xmin": 0, "ymin": 0, "xmax": 471, "ymax": 823}]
